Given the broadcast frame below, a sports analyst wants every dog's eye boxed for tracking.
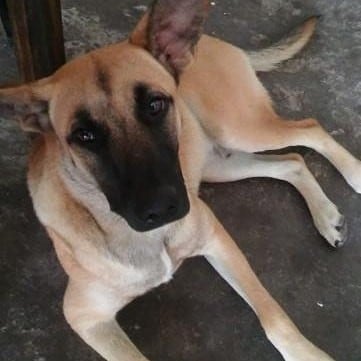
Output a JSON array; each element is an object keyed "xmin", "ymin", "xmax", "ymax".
[
  {"xmin": 134, "ymin": 85, "xmax": 172, "ymax": 125},
  {"xmin": 68, "ymin": 110, "xmax": 108, "ymax": 149},
  {"xmin": 74, "ymin": 129, "xmax": 96, "ymax": 143},
  {"xmin": 149, "ymin": 96, "xmax": 168, "ymax": 117},
  {"xmin": 148, "ymin": 97, "xmax": 168, "ymax": 118}
]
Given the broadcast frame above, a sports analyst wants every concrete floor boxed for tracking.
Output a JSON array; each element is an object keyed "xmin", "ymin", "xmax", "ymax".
[{"xmin": 0, "ymin": 0, "xmax": 360, "ymax": 360}]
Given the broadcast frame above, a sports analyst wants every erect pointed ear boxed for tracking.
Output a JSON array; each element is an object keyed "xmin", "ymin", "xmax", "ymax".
[
  {"xmin": 0, "ymin": 78, "xmax": 53, "ymax": 133},
  {"xmin": 130, "ymin": 0, "xmax": 210, "ymax": 79}
]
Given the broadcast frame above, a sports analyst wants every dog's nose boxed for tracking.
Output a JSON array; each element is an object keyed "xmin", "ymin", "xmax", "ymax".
[
  {"xmin": 135, "ymin": 185, "xmax": 182, "ymax": 229},
  {"xmin": 140, "ymin": 186, "xmax": 178, "ymax": 224}
]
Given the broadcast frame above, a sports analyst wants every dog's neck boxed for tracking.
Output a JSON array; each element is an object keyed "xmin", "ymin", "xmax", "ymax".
[{"xmin": 59, "ymin": 153, "xmax": 200, "ymax": 275}]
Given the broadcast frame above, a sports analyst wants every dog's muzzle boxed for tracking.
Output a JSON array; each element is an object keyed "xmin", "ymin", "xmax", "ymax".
[{"xmin": 129, "ymin": 184, "xmax": 190, "ymax": 232}]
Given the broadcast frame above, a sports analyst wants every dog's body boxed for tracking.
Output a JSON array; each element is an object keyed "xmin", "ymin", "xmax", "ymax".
[{"xmin": 1, "ymin": 1, "xmax": 360, "ymax": 360}]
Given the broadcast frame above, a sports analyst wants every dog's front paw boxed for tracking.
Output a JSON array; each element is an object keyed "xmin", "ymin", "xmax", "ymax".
[{"xmin": 313, "ymin": 202, "xmax": 347, "ymax": 248}]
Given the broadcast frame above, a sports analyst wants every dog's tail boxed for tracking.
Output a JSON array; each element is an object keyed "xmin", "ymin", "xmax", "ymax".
[{"xmin": 247, "ymin": 16, "xmax": 318, "ymax": 72}]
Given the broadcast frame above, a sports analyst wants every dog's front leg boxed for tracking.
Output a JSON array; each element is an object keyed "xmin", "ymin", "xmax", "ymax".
[
  {"xmin": 198, "ymin": 201, "xmax": 335, "ymax": 361},
  {"xmin": 63, "ymin": 280, "xmax": 148, "ymax": 361}
]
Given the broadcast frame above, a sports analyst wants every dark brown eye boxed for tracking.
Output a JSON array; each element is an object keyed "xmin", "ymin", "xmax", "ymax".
[
  {"xmin": 134, "ymin": 84, "xmax": 172, "ymax": 125},
  {"xmin": 67, "ymin": 109, "xmax": 108, "ymax": 150},
  {"xmin": 148, "ymin": 97, "xmax": 169, "ymax": 118},
  {"xmin": 75, "ymin": 129, "xmax": 96, "ymax": 143}
]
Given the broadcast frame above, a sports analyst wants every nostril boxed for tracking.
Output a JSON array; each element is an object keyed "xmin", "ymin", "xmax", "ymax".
[
  {"xmin": 146, "ymin": 213, "xmax": 160, "ymax": 225},
  {"xmin": 167, "ymin": 205, "xmax": 177, "ymax": 215},
  {"xmin": 136, "ymin": 186, "xmax": 181, "ymax": 228}
]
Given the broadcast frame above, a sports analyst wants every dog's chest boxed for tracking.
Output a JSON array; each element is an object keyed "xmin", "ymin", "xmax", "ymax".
[
  {"xmin": 106, "ymin": 221, "xmax": 202, "ymax": 298},
  {"xmin": 101, "ymin": 233, "xmax": 178, "ymax": 297},
  {"xmin": 113, "ymin": 239, "xmax": 200, "ymax": 299}
]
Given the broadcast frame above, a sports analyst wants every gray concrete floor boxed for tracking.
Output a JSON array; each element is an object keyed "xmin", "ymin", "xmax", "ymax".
[{"xmin": 0, "ymin": 1, "xmax": 360, "ymax": 360}]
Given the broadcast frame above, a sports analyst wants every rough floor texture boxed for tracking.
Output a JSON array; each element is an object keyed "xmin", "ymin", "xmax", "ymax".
[{"xmin": 0, "ymin": 1, "xmax": 360, "ymax": 360}]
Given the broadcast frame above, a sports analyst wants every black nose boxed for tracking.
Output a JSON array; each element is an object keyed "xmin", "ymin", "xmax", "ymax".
[
  {"xmin": 133, "ymin": 185, "xmax": 187, "ymax": 231},
  {"xmin": 138, "ymin": 186, "xmax": 178, "ymax": 224}
]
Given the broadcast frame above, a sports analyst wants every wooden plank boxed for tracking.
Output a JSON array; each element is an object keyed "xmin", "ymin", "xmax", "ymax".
[
  {"xmin": 6, "ymin": 0, "xmax": 65, "ymax": 82},
  {"xmin": 0, "ymin": 0, "xmax": 12, "ymax": 39}
]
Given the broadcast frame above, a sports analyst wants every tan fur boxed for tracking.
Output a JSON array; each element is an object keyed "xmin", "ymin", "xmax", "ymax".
[
  {"xmin": 1, "ymin": 7, "xmax": 360, "ymax": 361},
  {"xmin": 247, "ymin": 17, "xmax": 318, "ymax": 71}
]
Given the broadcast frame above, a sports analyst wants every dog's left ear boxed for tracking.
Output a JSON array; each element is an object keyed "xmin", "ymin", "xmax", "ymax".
[
  {"xmin": 130, "ymin": 0, "xmax": 210, "ymax": 78},
  {"xmin": 0, "ymin": 78, "xmax": 53, "ymax": 133}
]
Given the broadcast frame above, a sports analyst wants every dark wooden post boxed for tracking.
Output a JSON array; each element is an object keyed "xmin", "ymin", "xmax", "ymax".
[
  {"xmin": 0, "ymin": 0, "xmax": 12, "ymax": 39},
  {"xmin": 6, "ymin": 0, "xmax": 65, "ymax": 82}
]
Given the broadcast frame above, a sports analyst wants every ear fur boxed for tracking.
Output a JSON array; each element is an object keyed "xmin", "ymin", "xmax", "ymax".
[
  {"xmin": 130, "ymin": 0, "xmax": 210, "ymax": 79},
  {"xmin": 0, "ymin": 78, "xmax": 53, "ymax": 133}
]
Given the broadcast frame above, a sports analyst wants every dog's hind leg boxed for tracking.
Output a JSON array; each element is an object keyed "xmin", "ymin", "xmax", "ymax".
[
  {"xmin": 218, "ymin": 117, "xmax": 361, "ymax": 194},
  {"xmin": 202, "ymin": 150, "xmax": 346, "ymax": 247},
  {"xmin": 63, "ymin": 281, "xmax": 147, "ymax": 361},
  {"xmin": 198, "ymin": 201, "xmax": 335, "ymax": 361}
]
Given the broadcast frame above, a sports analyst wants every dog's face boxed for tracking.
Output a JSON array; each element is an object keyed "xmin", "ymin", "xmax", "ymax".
[
  {"xmin": 51, "ymin": 44, "xmax": 190, "ymax": 232},
  {"xmin": 0, "ymin": 0, "xmax": 209, "ymax": 232}
]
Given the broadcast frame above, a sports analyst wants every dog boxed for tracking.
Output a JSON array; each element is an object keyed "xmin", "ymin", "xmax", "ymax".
[{"xmin": 1, "ymin": 0, "xmax": 360, "ymax": 360}]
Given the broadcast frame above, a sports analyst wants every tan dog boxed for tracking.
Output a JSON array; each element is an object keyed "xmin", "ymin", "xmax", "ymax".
[{"xmin": 1, "ymin": 0, "xmax": 360, "ymax": 360}]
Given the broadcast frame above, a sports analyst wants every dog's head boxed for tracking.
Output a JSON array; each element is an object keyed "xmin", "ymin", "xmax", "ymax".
[{"xmin": 0, "ymin": 0, "xmax": 210, "ymax": 232}]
